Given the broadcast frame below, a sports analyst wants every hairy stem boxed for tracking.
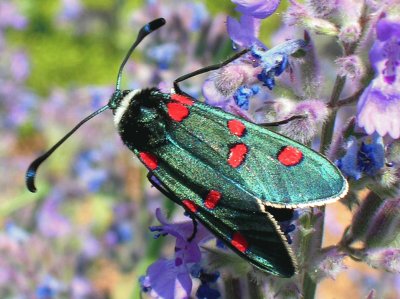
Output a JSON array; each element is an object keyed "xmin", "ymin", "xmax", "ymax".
[
  {"xmin": 224, "ymin": 276, "xmax": 242, "ymax": 299},
  {"xmin": 302, "ymin": 75, "xmax": 347, "ymax": 299},
  {"xmin": 247, "ymin": 274, "xmax": 265, "ymax": 299}
]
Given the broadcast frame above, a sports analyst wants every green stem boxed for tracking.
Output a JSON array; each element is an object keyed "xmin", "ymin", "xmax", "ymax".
[
  {"xmin": 303, "ymin": 273, "xmax": 317, "ymax": 299},
  {"xmin": 319, "ymin": 75, "xmax": 347, "ymax": 154}
]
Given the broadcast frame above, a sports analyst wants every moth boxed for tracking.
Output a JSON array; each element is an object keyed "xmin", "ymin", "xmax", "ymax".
[{"xmin": 26, "ymin": 18, "xmax": 348, "ymax": 277}]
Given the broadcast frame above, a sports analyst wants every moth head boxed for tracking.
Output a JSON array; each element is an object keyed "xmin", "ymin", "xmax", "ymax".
[{"xmin": 110, "ymin": 89, "xmax": 141, "ymax": 127}]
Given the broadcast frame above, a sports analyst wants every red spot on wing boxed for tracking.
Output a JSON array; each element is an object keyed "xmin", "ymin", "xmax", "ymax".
[
  {"xmin": 171, "ymin": 94, "xmax": 194, "ymax": 106},
  {"xmin": 182, "ymin": 199, "xmax": 198, "ymax": 213},
  {"xmin": 139, "ymin": 152, "xmax": 158, "ymax": 170},
  {"xmin": 204, "ymin": 190, "xmax": 221, "ymax": 209},
  {"xmin": 167, "ymin": 102, "xmax": 190, "ymax": 122},
  {"xmin": 277, "ymin": 146, "xmax": 303, "ymax": 166},
  {"xmin": 227, "ymin": 119, "xmax": 246, "ymax": 137},
  {"xmin": 231, "ymin": 232, "xmax": 249, "ymax": 253},
  {"xmin": 228, "ymin": 143, "xmax": 248, "ymax": 168}
]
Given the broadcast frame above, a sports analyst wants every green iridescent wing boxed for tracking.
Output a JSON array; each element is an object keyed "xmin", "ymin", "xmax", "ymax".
[
  {"xmin": 158, "ymin": 95, "xmax": 348, "ymax": 208},
  {"xmin": 146, "ymin": 143, "xmax": 297, "ymax": 277}
]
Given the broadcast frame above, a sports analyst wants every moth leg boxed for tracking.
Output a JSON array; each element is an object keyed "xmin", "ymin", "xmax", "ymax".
[
  {"xmin": 146, "ymin": 173, "xmax": 199, "ymax": 242},
  {"xmin": 259, "ymin": 114, "xmax": 307, "ymax": 127},
  {"xmin": 187, "ymin": 215, "xmax": 198, "ymax": 242},
  {"xmin": 173, "ymin": 49, "xmax": 250, "ymax": 95}
]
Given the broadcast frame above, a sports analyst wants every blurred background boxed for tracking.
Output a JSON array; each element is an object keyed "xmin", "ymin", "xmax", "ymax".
[{"xmin": 0, "ymin": 0, "xmax": 399, "ymax": 298}]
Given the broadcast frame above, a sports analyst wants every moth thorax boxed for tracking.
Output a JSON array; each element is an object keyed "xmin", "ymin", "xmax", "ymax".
[{"xmin": 113, "ymin": 89, "xmax": 141, "ymax": 127}]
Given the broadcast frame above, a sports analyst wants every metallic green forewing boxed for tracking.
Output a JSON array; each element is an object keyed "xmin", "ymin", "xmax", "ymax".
[{"xmin": 157, "ymin": 95, "xmax": 348, "ymax": 208}]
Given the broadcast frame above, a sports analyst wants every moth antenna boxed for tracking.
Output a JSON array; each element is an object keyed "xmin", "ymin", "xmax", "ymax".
[
  {"xmin": 115, "ymin": 18, "xmax": 166, "ymax": 90},
  {"xmin": 26, "ymin": 18, "xmax": 166, "ymax": 193},
  {"xmin": 26, "ymin": 105, "xmax": 109, "ymax": 192}
]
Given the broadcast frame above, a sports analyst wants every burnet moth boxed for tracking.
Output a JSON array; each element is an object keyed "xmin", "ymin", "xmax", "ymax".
[{"xmin": 26, "ymin": 18, "xmax": 348, "ymax": 277}]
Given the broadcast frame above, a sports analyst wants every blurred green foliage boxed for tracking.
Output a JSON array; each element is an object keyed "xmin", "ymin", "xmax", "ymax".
[{"xmin": 8, "ymin": 0, "xmax": 285, "ymax": 97}]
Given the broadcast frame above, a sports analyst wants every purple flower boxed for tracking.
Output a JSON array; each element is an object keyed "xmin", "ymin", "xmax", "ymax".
[
  {"xmin": 141, "ymin": 209, "xmax": 211, "ymax": 299},
  {"xmin": 336, "ymin": 134, "xmax": 385, "ymax": 180},
  {"xmin": 10, "ymin": 51, "xmax": 30, "ymax": 82},
  {"xmin": 357, "ymin": 18, "xmax": 400, "ymax": 139},
  {"xmin": 37, "ymin": 194, "xmax": 72, "ymax": 238},
  {"xmin": 232, "ymin": 0, "xmax": 281, "ymax": 19},
  {"xmin": 73, "ymin": 150, "xmax": 108, "ymax": 192},
  {"xmin": 233, "ymin": 85, "xmax": 259, "ymax": 110},
  {"xmin": 147, "ymin": 43, "xmax": 180, "ymax": 70},
  {"xmin": 58, "ymin": 0, "xmax": 82, "ymax": 22},
  {"xmin": 227, "ymin": 15, "xmax": 263, "ymax": 48},
  {"xmin": 0, "ymin": 1, "xmax": 27, "ymax": 29},
  {"xmin": 36, "ymin": 276, "xmax": 63, "ymax": 299}
]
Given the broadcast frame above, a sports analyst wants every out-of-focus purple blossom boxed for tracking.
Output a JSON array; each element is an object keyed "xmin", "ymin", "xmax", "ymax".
[
  {"xmin": 105, "ymin": 221, "xmax": 134, "ymax": 245},
  {"xmin": 2, "ymin": 90, "xmax": 37, "ymax": 128},
  {"xmin": 357, "ymin": 18, "xmax": 400, "ymax": 139},
  {"xmin": 58, "ymin": 0, "xmax": 83, "ymax": 22},
  {"xmin": 5, "ymin": 222, "xmax": 29, "ymax": 243},
  {"xmin": 10, "ymin": 51, "xmax": 30, "ymax": 82},
  {"xmin": 71, "ymin": 276, "xmax": 93, "ymax": 299},
  {"xmin": 232, "ymin": 0, "xmax": 281, "ymax": 19},
  {"xmin": 36, "ymin": 276, "xmax": 64, "ymax": 299},
  {"xmin": 335, "ymin": 55, "xmax": 365, "ymax": 79},
  {"xmin": 147, "ymin": 43, "xmax": 180, "ymax": 70},
  {"xmin": 142, "ymin": 209, "xmax": 211, "ymax": 299},
  {"xmin": 37, "ymin": 193, "xmax": 72, "ymax": 238},
  {"xmin": 88, "ymin": 86, "xmax": 114, "ymax": 110},
  {"xmin": 363, "ymin": 248, "xmax": 400, "ymax": 273},
  {"xmin": 337, "ymin": 135, "xmax": 385, "ymax": 180},
  {"xmin": 73, "ymin": 150, "xmax": 108, "ymax": 192},
  {"xmin": 227, "ymin": 15, "xmax": 264, "ymax": 48},
  {"xmin": 81, "ymin": 234, "xmax": 101, "ymax": 259},
  {"xmin": 278, "ymin": 100, "xmax": 329, "ymax": 144},
  {"xmin": 188, "ymin": 2, "xmax": 208, "ymax": 31},
  {"xmin": 0, "ymin": 1, "xmax": 28, "ymax": 29}
]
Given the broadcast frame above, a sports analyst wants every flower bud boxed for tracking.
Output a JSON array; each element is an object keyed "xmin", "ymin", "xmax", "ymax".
[
  {"xmin": 284, "ymin": 1, "xmax": 339, "ymax": 37},
  {"xmin": 344, "ymin": 192, "xmax": 384, "ymax": 245},
  {"xmin": 278, "ymin": 100, "xmax": 329, "ymax": 144},
  {"xmin": 338, "ymin": 23, "xmax": 361, "ymax": 44},
  {"xmin": 363, "ymin": 248, "xmax": 400, "ymax": 273},
  {"xmin": 335, "ymin": 55, "xmax": 365, "ymax": 79},
  {"xmin": 302, "ymin": 17, "xmax": 339, "ymax": 36},
  {"xmin": 388, "ymin": 141, "xmax": 400, "ymax": 164},
  {"xmin": 309, "ymin": 247, "xmax": 347, "ymax": 281},
  {"xmin": 365, "ymin": 198, "xmax": 400, "ymax": 248},
  {"xmin": 305, "ymin": 0, "xmax": 337, "ymax": 18}
]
